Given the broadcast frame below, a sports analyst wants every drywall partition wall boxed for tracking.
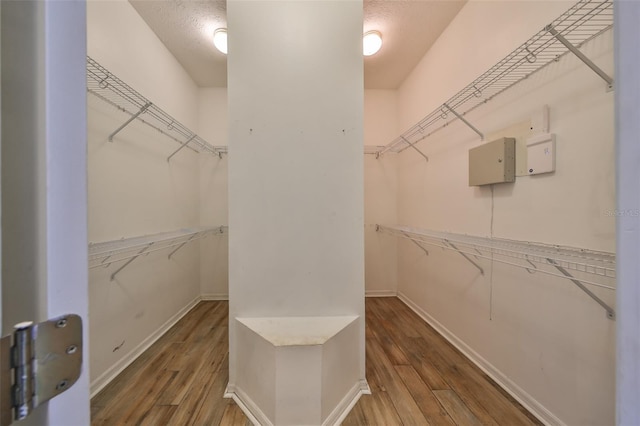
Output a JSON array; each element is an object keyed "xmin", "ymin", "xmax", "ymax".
[
  {"xmin": 227, "ymin": 0, "xmax": 366, "ymax": 423},
  {"xmin": 393, "ymin": 1, "xmax": 614, "ymax": 425},
  {"xmin": 196, "ymin": 87, "xmax": 399, "ymax": 299},
  {"xmin": 199, "ymin": 88, "xmax": 229, "ymax": 299},
  {"xmin": 86, "ymin": 1, "xmax": 204, "ymax": 395},
  {"xmin": 364, "ymin": 90, "xmax": 398, "ymax": 296}
]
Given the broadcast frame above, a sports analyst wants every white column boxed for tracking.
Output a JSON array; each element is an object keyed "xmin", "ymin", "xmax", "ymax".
[
  {"xmin": 227, "ymin": 0, "xmax": 365, "ymax": 424},
  {"xmin": 615, "ymin": 1, "xmax": 640, "ymax": 424}
]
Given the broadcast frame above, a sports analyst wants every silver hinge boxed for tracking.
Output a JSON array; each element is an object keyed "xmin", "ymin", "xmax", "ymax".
[{"xmin": 0, "ymin": 314, "xmax": 82, "ymax": 426}]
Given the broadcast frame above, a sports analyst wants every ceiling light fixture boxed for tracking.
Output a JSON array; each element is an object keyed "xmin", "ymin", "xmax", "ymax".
[
  {"xmin": 213, "ymin": 28, "xmax": 228, "ymax": 54},
  {"xmin": 363, "ymin": 31, "xmax": 382, "ymax": 56}
]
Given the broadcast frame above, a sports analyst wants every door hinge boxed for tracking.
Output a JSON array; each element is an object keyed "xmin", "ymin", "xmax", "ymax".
[{"xmin": 0, "ymin": 314, "xmax": 82, "ymax": 426}]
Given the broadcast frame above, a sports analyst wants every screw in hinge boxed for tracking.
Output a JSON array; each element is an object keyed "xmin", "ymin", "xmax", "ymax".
[
  {"xmin": 66, "ymin": 345, "xmax": 78, "ymax": 355},
  {"xmin": 56, "ymin": 318, "xmax": 67, "ymax": 328},
  {"xmin": 56, "ymin": 380, "xmax": 69, "ymax": 391}
]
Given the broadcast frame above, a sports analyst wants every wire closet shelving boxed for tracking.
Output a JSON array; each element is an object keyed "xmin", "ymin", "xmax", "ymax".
[
  {"xmin": 87, "ymin": 56, "xmax": 227, "ymax": 160},
  {"xmin": 377, "ymin": 225, "xmax": 616, "ymax": 319},
  {"xmin": 375, "ymin": 0, "xmax": 614, "ymax": 158},
  {"xmin": 89, "ymin": 226, "xmax": 228, "ymax": 280}
]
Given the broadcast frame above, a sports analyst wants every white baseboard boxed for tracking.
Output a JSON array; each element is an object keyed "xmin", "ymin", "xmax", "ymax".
[
  {"xmin": 323, "ymin": 380, "xmax": 371, "ymax": 426},
  {"xmin": 225, "ymin": 380, "xmax": 370, "ymax": 426},
  {"xmin": 365, "ymin": 290, "xmax": 397, "ymax": 297},
  {"xmin": 224, "ymin": 385, "xmax": 271, "ymax": 426},
  {"xmin": 90, "ymin": 295, "xmax": 201, "ymax": 398},
  {"xmin": 201, "ymin": 293, "xmax": 229, "ymax": 301},
  {"xmin": 397, "ymin": 291, "xmax": 564, "ymax": 426}
]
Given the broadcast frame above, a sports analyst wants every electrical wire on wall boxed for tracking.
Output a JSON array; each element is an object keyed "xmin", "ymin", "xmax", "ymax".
[{"xmin": 489, "ymin": 184, "xmax": 495, "ymax": 320}]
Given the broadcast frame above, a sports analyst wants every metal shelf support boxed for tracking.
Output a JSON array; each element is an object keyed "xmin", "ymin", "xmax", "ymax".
[
  {"xmin": 168, "ymin": 234, "xmax": 197, "ymax": 259},
  {"xmin": 167, "ymin": 135, "xmax": 196, "ymax": 162},
  {"xmin": 546, "ymin": 258, "xmax": 615, "ymax": 320},
  {"xmin": 443, "ymin": 104, "xmax": 484, "ymax": 141},
  {"xmin": 443, "ymin": 239, "xmax": 485, "ymax": 275},
  {"xmin": 109, "ymin": 102, "xmax": 152, "ymax": 142},
  {"xmin": 404, "ymin": 232, "xmax": 430, "ymax": 256},
  {"xmin": 546, "ymin": 25, "xmax": 614, "ymax": 91},
  {"xmin": 401, "ymin": 136, "xmax": 429, "ymax": 162},
  {"xmin": 110, "ymin": 243, "xmax": 154, "ymax": 281}
]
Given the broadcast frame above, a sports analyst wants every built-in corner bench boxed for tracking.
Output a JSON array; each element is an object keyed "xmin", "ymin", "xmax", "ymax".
[{"xmin": 228, "ymin": 316, "xmax": 368, "ymax": 426}]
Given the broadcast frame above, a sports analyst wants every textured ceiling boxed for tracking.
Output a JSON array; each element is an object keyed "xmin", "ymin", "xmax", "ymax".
[{"xmin": 130, "ymin": 0, "xmax": 466, "ymax": 89}]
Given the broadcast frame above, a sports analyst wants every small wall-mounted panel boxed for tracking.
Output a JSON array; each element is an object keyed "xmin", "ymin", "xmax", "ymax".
[
  {"xmin": 469, "ymin": 137, "xmax": 516, "ymax": 186},
  {"xmin": 527, "ymin": 133, "xmax": 556, "ymax": 175}
]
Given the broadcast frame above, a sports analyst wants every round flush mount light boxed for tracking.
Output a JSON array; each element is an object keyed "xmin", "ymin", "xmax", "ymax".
[
  {"xmin": 363, "ymin": 31, "xmax": 382, "ymax": 56},
  {"xmin": 213, "ymin": 28, "xmax": 228, "ymax": 54}
]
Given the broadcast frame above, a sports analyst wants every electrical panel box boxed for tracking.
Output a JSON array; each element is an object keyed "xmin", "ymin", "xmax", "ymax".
[
  {"xmin": 468, "ymin": 137, "xmax": 516, "ymax": 186},
  {"xmin": 526, "ymin": 133, "xmax": 556, "ymax": 175}
]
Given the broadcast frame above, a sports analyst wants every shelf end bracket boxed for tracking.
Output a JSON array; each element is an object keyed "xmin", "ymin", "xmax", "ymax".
[
  {"xmin": 546, "ymin": 258, "xmax": 615, "ymax": 320},
  {"xmin": 110, "ymin": 242, "xmax": 154, "ymax": 281},
  {"xmin": 443, "ymin": 103, "xmax": 484, "ymax": 140},
  {"xmin": 400, "ymin": 136, "xmax": 429, "ymax": 162},
  {"xmin": 108, "ymin": 102, "xmax": 152, "ymax": 142},
  {"xmin": 546, "ymin": 25, "xmax": 614, "ymax": 91},
  {"xmin": 444, "ymin": 240, "xmax": 484, "ymax": 275},
  {"xmin": 167, "ymin": 135, "xmax": 197, "ymax": 162},
  {"xmin": 403, "ymin": 232, "xmax": 429, "ymax": 256}
]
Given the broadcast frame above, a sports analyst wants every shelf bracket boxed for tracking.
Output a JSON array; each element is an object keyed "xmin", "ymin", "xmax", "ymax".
[
  {"xmin": 400, "ymin": 136, "xmax": 429, "ymax": 162},
  {"xmin": 167, "ymin": 135, "xmax": 197, "ymax": 162},
  {"xmin": 546, "ymin": 25, "xmax": 614, "ymax": 91},
  {"xmin": 108, "ymin": 102, "xmax": 152, "ymax": 142},
  {"xmin": 546, "ymin": 258, "xmax": 615, "ymax": 320},
  {"xmin": 443, "ymin": 239, "xmax": 484, "ymax": 275},
  {"xmin": 168, "ymin": 234, "xmax": 198, "ymax": 259},
  {"xmin": 403, "ymin": 232, "xmax": 429, "ymax": 256},
  {"xmin": 443, "ymin": 103, "xmax": 484, "ymax": 140},
  {"xmin": 110, "ymin": 242, "xmax": 154, "ymax": 281}
]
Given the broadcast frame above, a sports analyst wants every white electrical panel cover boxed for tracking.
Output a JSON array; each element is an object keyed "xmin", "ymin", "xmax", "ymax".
[
  {"xmin": 468, "ymin": 137, "xmax": 516, "ymax": 186},
  {"xmin": 526, "ymin": 133, "xmax": 556, "ymax": 175}
]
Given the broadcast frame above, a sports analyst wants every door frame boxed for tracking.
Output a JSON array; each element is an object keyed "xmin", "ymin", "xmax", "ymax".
[{"xmin": 1, "ymin": 1, "xmax": 89, "ymax": 424}]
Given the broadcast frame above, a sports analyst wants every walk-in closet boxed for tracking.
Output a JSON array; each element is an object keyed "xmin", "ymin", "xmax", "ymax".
[{"xmin": 1, "ymin": 0, "xmax": 637, "ymax": 425}]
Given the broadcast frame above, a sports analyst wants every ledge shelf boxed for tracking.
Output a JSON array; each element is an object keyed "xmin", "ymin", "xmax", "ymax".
[
  {"xmin": 376, "ymin": 0, "xmax": 613, "ymax": 158},
  {"xmin": 87, "ymin": 56, "xmax": 226, "ymax": 160},
  {"xmin": 377, "ymin": 224, "xmax": 616, "ymax": 319},
  {"xmin": 89, "ymin": 226, "xmax": 227, "ymax": 280}
]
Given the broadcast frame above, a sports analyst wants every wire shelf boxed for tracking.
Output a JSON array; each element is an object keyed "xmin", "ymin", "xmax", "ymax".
[
  {"xmin": 377, "ymin": 0, "xmax": 613, "ymax": 156},
  {"xmin": 379, "ymin": 225, "xmax": 615, "ymax": 282},
  {"xmin": 87, "ymin": 56, "xmax": 225, "ymax": 158},
  {"xmin": 89, "ymin": 226, "xmax": 227, "ymax": 273},
  {"xmin": 378, "ymin": 224, "xmax": 616, "ymax": 318}
]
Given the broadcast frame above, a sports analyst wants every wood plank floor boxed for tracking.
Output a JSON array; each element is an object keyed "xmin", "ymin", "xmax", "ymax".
[{"xmin": 91, "ymin": 298, "xmax": 542, "ymax": 425}]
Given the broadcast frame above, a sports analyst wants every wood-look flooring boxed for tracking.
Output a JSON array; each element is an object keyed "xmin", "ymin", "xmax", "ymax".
[{"xmin": 91, "ymin": 298, "xmax": 541, "ymax": 425}]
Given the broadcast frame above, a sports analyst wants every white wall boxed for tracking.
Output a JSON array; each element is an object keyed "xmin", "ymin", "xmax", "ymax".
[
  {"xmin": 199, "ymin": 88, "xmax": 229, "ymax": 299},
  {"xmin": 226, "ymin": 0, "xmax": 366, "ymax": 413},
  {"xmin": 364, "ymin": 90, "xmax": 398, "ymax": 296},
  {"xmin": 195, "ymin": 87, "xmax": 398, "ymax": 299},
  {"xmin": 393, "ymin": 1, "xmax": 615, "ymax": 425},
  {"xmin": 87, "ymin": 0, "xmax": 205, "ymax": 395}
]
